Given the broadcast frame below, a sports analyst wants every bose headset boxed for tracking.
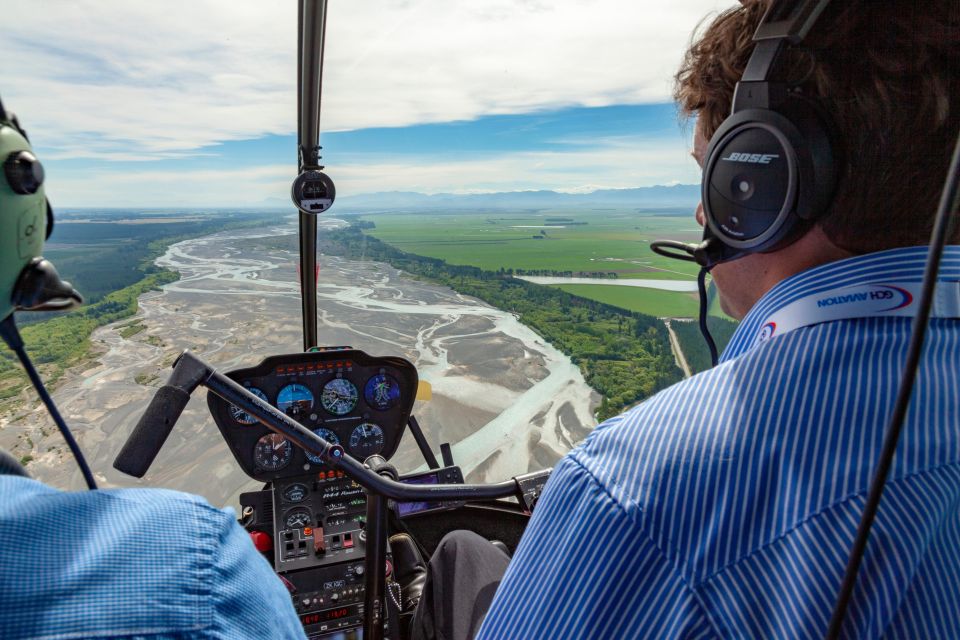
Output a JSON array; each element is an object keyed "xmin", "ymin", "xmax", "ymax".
[
  {"xmin": 653, "ymin": 0, "xmax": 836, "ymax": 270},
  {"xmin": 652, "ymin": 0, "xmax": 840, "ymax": 364},
  {"xmin": 654, "ymin": 1, "xmax": 960, "ymax": 637}
]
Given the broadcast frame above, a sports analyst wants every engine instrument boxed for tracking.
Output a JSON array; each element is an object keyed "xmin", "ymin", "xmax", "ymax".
[
  {"xmin": 349, "ymin": 422, "xmax": 385, "ymax": 458},
  {"xmin": 283, "ymin": 482, "xmax": 309, "ymax": 503},
  {"xmin": 284, "ymin": 506, "xmax": 313, "ymax": 529}
]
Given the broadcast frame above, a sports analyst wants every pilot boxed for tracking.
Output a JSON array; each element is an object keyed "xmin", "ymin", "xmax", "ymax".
[
  {"xmin": 0, "ymin": 100, "xmax": 308, "ymax": 639},
  {"xmin": 407, "ymin": 0, "xmax": 960, "ymax": 638}
]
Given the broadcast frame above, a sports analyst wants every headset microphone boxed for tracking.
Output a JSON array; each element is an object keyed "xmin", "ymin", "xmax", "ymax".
[{"xmin": 650, "ymin": 237, "xmax": 726, "ymax": 269}]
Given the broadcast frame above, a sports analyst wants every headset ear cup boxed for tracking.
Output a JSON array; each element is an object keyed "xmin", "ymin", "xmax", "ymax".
[
  {"xmin": 701, "ymin": 102, "xmax": 836, "ymax": 255},
  {"xmin": 778, "ymin": 96, "xmax": 837, "ymax": 222}
]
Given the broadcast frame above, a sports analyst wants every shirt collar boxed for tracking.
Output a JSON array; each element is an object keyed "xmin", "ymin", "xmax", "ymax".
[{"xmin": 721, "ymin": 245, "xmax": 960, "ymax": 362}]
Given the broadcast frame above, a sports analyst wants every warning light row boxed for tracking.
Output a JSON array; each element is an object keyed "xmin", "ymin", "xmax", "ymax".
[{"xmin": 276, "ymin": 361, "xmax": 354, "ymax": 375}]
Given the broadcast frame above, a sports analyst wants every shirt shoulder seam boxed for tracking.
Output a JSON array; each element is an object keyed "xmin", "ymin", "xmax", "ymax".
[{"xmin": 566, "ymin": 455, "xmax": 724, "ymax": 639}]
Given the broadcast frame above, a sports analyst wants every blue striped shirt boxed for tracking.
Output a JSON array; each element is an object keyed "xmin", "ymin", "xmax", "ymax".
[
  {"xmin": 479, "ymin": 246, "xmax": 960, "ymax": 639},
  {"xmin": 0, "ymin": 477, "xmax": 306, "ymax": 639}
]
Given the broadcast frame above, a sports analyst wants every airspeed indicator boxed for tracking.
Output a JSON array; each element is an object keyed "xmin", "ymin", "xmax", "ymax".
[{"xmin": 229, "ymin": 387, "xmax": 269, "ymax": 425}]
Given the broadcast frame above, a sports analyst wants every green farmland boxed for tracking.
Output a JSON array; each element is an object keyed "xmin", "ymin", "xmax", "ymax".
[
  {"xmin": 552, "ymin": 284, "xmax": 700, "ymax": 318},
  {"xmin": 358, "ymin": 211, "xmax": 702, "ymax": 279},
  {"xmin": 357, "ymin": 210, "xmax": 707, "ymax": 318}
]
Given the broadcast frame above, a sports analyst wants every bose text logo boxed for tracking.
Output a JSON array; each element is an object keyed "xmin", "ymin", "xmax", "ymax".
[{"xmin": 721, "ymin": 153, "xmax": 779, "ymax": 164}]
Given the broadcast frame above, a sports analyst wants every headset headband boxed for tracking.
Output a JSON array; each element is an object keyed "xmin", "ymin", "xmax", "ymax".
[{"xmin": 738, "ymin": 0, "xmax": 831, "ymax": 95}]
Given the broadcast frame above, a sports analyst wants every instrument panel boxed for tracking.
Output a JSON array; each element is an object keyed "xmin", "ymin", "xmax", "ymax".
[{"xmin": 207, "ymin": 349, "xmax": 418, "ymax": 482}]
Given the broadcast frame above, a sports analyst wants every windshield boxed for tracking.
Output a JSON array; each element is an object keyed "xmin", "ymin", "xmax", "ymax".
[{"xmin": 0, "ymin": 0, "xmax": 736, "ymax": 508}]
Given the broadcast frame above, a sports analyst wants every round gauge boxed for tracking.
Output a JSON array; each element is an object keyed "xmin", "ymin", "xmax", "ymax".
[
  {"xmin": 229, "ymin": 387, "xmax": 269, "ymax": 425},
  {"xmin": 283, "ymin": 483, "xmax": 308, "ymax": 503},
  {"xmin": 321, "ymin": 378, "xmax": 358, "ymax": 415},
  {"xmin": 305, "ymin": 428, "xmax": 340, "ymax": 465},
  {"xmin": 284, "ymin": 507, "xmax": 312, "ymax": 529},
  {"xmin": 277, "ymin": 383, "xmax": 314, "ymax": 420},
  {"xmin": 349, "ymin": 422, "xmax": 385, "ymax": 458},
  {"xmin": 364, "ymin": 374, "xmax": 401, "ymax": 411},
  {"xmin": 253, "ymin": 433, "xmax": 293, "ymax": 472}
]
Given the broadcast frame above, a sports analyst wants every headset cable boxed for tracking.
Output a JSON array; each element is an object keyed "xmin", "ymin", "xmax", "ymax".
[
  {"xmin": 826, "ymin": 129, "xmax": 960, "ymax": 638},
  {"xmin": 0, "ymin": 315, "xmax": 98, "ymax": 490}
]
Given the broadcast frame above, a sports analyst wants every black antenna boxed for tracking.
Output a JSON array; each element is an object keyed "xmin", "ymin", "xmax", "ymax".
[
  {"xmin": 825, "ymin": 129, "xmax": 960, "ymax": 638},
  {"xmin": 293, "ymin": 0, "xmax": 335, "ymax": 351}
]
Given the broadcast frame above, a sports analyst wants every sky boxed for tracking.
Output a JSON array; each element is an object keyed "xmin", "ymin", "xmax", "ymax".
[{"xmin": 0, "ymin": 0, "xmax": 732, "ymax": 208}]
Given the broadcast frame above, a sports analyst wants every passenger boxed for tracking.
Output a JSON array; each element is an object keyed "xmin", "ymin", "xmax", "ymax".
[
  {"xmin": 0, "ymin": 104, "xmax": 308, "ymax": 640},
  {"xmin": 409, "ymin": 1, "xmax": 960, "ymax": 638}
]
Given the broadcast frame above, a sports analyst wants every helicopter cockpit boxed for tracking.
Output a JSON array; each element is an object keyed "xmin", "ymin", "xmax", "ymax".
[
  {"xmin": 2, "ymin": 0, "xmax": 959, "ymax": 639},
  {"xmin": 113, "ymin": 345, "xmax": 549, "ymax": 639}
]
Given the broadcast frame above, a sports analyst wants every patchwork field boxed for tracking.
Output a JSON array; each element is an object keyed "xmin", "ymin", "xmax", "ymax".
[
  {"xmin": 357, "ymin": 210, "xmax": 708, "ymax": 318},
  {"xmin": 357, "ymin": 211, "xmax": 702, "ymax": 277}
]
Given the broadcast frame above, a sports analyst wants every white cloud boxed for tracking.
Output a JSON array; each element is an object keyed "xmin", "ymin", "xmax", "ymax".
[
  {"xmin": 1, "ymin": 0, "xmax": 732, "ymax": 160},
  {"xmin": 47, "ymin": 134, "xmax": 702, "ymax": 207}
]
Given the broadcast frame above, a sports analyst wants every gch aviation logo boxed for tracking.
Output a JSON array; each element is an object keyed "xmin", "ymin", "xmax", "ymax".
[
  {"xmin": 815, "ymin": 285, "xmax": 913, "ymax": 312},
  {"xmin": 758, "ymin": 322, "xmax": 777, "ymax": 342}
]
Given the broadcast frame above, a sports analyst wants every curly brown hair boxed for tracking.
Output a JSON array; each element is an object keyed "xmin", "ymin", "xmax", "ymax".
[{"xmin": 675, "ymin": 0, "xmax": 960, "ymax": 253}]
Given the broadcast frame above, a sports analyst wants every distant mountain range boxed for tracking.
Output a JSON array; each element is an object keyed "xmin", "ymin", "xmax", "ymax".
[{"xmin": 322, "ymin": 183, "xmax": 700, "ymax": 213}]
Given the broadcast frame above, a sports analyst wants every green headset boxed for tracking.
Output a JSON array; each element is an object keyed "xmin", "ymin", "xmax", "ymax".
[
  {"xmin": 0, "ymin": 96, "xmax": 94, "ymax": 490},
  {"xmin": 0, "ymin": 96, "xmax": 81, "ymax": 322}
]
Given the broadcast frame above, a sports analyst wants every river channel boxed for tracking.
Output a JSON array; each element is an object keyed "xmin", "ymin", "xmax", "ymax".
[{"xmin": 2, "ymin": 221, "xmax": 599, "ymax": 508}]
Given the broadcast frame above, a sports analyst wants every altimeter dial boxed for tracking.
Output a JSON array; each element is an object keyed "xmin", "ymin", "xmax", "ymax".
[{"xmin": 321, "ymin": 378, "xmax": 358, "ymax": 415}]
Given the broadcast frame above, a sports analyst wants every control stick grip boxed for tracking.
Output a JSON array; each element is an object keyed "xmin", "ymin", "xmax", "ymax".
[{"xmin": 113, "ymin": 385, "xmax": 191, "ymax": 478}]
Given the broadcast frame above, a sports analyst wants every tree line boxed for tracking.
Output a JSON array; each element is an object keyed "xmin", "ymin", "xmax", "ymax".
[{"xmin": 319, "ymin": 225, "xmax": 685, "ymax": 420}]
